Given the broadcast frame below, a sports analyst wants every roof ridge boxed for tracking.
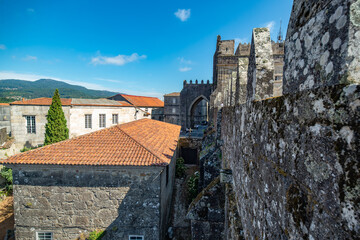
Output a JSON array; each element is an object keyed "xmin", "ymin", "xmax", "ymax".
[
  {"xmin": 117, "ymin": 124, "xmax": 164, "ymax": 164},
  {"xmin": 121, "ymin": 94, "xmax": 158, "ymax": 98}
]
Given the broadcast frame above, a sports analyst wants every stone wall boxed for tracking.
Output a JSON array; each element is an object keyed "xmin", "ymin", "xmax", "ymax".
[
  {"xmin": 222, "ymin": 84, "xmax": 359, "ymax": 239},
  {"xmin": 10, "ymin": 105, "xmax": 71, "ymax": 149},
  {"xmin": 0, "ymin": 128, "xmax": 6, "ymax": 145},
  {"xmin": 283, "ymin": 0, "xmax": 360, "ymax": 94},
  {"xmin": 0, "ymin": 105, "xmax": 11, "ymax": 134},
  {"xmin": 10, "ymin": 164, "xmax": 174, "ymax": 240},
  {"xmin": 164, "ymin": 95, "xmax": 180, "ymax": 125},
  {"xmin": 186, "ymin": 177, "xmax": 225, "ymax": 240}
]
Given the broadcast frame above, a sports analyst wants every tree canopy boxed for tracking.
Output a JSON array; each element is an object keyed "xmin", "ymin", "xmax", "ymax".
[{"xmin": 44, "ymin": 89, "xmax": 69, "ymax": 145}]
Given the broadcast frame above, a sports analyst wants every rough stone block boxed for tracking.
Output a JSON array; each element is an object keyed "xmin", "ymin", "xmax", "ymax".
[
  {"xmin": 247, "ymin": 28, "xmax": 275, "ymax": 101},
  {"xmin": 283, "ymin": 0, "xmax": 360, "ymax": 94}
]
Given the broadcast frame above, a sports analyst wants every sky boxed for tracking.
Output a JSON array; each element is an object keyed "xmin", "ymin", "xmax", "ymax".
[{"xmin": 0, "ymin": 0, "xmax": 293, "ymax": 99}]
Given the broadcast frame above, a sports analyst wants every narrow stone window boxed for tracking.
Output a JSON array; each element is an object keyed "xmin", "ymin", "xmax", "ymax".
[
  {"xmin": 112, "ymin": 114, "xmax": 118, "ymax": 124},
  {"xmin": 85, "ymin": 114, "xmax": 92, "ymax": 129},
  {"xmin": 25, "ymin": 115, "xmax": 36, "ymax": 134},
  {"xmin": 37, "ymin": 232, "xmax": 53, "ymax": 240},
  {"xmin": 99, "ymin": 114, "xmax": 106, "ymax": 128},
  {"xmin": 129, "ymin": 236, "xmax": 144, "ymax": 240}
]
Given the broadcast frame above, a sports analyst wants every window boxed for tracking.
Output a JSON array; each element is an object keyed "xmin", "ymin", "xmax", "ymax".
[
  {"xmin": 145, "ymin": 108, "xmax": 148, "ymax": 112},
  {"xmin": 172, "ymin": 98, "xmax": 176, "ymax": 104},
  {"xmin": 85, "ymin": 114, "xmax": 92, "ymax": 129},
  {"xmin": 99, "ymin": 114, "xmax": 106, "ymax": 128},
  {"xmin": 129, "ymin": 236, "xmax": 144, "ymax": 240},
  {"xmin": 37, "ymin": 232, "xmax": 53, "ymax": 240},
  {"xmin": 112, "ymin": 114, "xmax": 118, "ymax": 124},
  {"xmin": 172, "ymin": 108, "xmax": 176, "ymax": 114},
  {"xmin": 25, "ymin": 115, "xmax": 36, "ymax": 134}
]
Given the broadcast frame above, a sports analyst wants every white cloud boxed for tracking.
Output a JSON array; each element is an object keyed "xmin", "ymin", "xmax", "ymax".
[
  {"xmin": 91, "ymin": 53, "xmax": 146, "ymax": 66},
  {"xmin": 179, "ymin": 67, "xmax": 192, "ymax": 72},
  {"xmin": 175, "ymin": 9, "xmax": 191, "ymax": 22},
  {"xmin": 94, "ymin": 77, "xmax": 124, "ymax": 84},
  {"xmin": 264, "ymin": 21, "xmax": 276, "ymax": 33},
  {"xmin": 0, "ymin": 44, "xmax": 6, "ymax": 50},
  {"xmin": 27, "ymin": 8, "xmax": 35, "ymax": 13},
  {"xmin": 178, "ymin": 57, "xmax": 192, "ymax": 64},
  {"xmin": 22, "ymin": 55, "xmax": 37, "ymax": 61},
  {"xmin": 0, "ymin": 71, "xmax": 111, "ymax": 91}
]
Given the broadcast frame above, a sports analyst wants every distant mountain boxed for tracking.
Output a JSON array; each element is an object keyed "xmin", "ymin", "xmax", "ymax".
[{"xmin": 0, "ymin": 79, "xmax": 119, "ymax": 100}]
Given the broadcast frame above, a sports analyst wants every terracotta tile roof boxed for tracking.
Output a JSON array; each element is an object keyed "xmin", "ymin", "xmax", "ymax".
[
  {"xmin": 10, "ymin": 97, "xmax": 135, "ymax": 107},
  {"xmin": 164, "ymin": 92, "xmax": 180, "ymax": 97},
  {"xmin": 2, "ymin": 119, "xmax": 180, "ymax": 166},
  {"xmin": 121, "ymin": 94, "xmax": 164, "ymax": 107},
  {"xmin": 0, "ymin": 103, "xmax": 9, "ymax": 106},
  {"xmin": 71, "ymin": 98, "xmax": 133, "ymax": 107},
  {"xmin": 10, "ymin": 97, "xmax": 72, "ymax": 106},
  {"xmin": 116, "ymin": 101, "xmax": 133, "ymax": 107}
]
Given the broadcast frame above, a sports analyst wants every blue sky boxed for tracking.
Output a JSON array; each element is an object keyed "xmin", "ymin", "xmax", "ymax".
[{"xmin": 0, "ymin": 0, "xmax": 293, "ymax": 99}]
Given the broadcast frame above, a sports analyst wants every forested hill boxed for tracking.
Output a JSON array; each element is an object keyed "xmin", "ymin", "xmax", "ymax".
[{"xmin": 0, "ymin": 79, "xmax": 119, "ymax": 100}]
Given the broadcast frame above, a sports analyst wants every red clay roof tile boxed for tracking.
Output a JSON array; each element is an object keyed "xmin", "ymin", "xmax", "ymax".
[
  {"xmin": 10, "ymin": 97, "xmax": 72, "ymax": 106},
  {"xmin": 121, "ymin": 94, "xmax": 164, "ymax": 107},
  {"xmin": 2, "ymin": 119, "xmax": 180, "ymax": 167}
]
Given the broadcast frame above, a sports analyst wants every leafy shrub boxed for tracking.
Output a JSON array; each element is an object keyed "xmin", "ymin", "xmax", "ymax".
[
  {"xmin": 77, "ymin": 230, "xmax": 105, "ymax": 240},
  {"xmin": 0, "ymin": 167, "xmax": 13, "ymax": 195},
  {"xmin": 175, "ymin": 157, "xmax": 186, "ymax": 178},
  {"xmin": 88, "ymin": 230, "xmax": 105, "ymax": 240},
  {"xmin": 187, "ymin": 171, "xmax": 199, "ymax": 203},
  {"xmin": 20, "ymin": 146, "xmax": 31, "ymax": 152}
]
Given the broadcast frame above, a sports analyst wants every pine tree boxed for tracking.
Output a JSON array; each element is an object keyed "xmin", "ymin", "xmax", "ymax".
[{"xmin": 44, "ymin": 89, "xmax": 69, "ymax": 145}]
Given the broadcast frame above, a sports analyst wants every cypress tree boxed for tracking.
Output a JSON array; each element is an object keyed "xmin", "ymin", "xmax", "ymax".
[{"xmin": 44, "ymin": 89, "xmax": 69, "ymax": 145}]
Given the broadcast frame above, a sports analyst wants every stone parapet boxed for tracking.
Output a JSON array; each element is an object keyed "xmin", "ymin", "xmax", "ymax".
[
  {"xmin": 283, "ymin": 0, "xmax": 360, "ymax": 94},
  {"xmin": 222, "ymin": 84, "xmax": 359, "ymax": 239}
]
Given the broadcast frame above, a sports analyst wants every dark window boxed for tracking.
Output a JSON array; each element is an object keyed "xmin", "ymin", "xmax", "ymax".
[
  {"xmin": 85, "ymin": 114, "xmax": 92, "ymax": 129},
  {"xmin": 129, "ymin": 236, "xmax": 144, "ymax": 240},
  {"xmin": 112, "ymin": 114, "xmax": 118, "ymax": 124},
  {"xmin": 37, "ymin": 232, "xmax": 53, "ymax": 240},
  {"xmin": 25, "ymin": 115, "xmax": 36, "ymax": 134},
  {"xmin": 99, "ymin": 114, "xmax": 106, "ymax": 128}
]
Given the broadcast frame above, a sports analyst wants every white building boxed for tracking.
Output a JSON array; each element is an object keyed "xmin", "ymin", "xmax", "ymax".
[{"xmin": 10, "ymin": 96, "xmax": 164, "ymax": 148}]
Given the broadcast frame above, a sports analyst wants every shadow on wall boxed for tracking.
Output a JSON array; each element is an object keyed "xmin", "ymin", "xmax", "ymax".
[{"xmin": 12, "ymin": 164, "xmax": 174, "ymax": 240}]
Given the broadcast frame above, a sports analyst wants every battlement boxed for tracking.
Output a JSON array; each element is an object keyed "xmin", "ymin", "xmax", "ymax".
[
  {"xmin": 216, "ymin": 35, "xmax": 235, "ymax": 55},
  {"xmin": 183, "ymin": 79, "xmax": 211, "ymax": 87},
  {"xmin": 235, "ymin": 43, "xmax": 251, "ymax": 56}
]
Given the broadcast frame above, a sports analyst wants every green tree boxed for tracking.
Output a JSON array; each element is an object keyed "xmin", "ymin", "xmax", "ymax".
[{"xmin": 44, "ymin": 89, "xmax": 69, "ymax": 145}]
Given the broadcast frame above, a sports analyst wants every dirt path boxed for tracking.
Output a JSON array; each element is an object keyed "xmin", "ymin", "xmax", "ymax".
[{"xmin": 0, "ymin": 196, "xmax": 14, "ymax": 240}]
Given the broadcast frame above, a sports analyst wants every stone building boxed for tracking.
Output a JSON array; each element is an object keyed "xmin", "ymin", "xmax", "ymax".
[
  {"xmin": 180, "ymin": 80, "xmax": 212, "ymax": 129},
  {"xmin": 210, "ymin": 34, "xmax": 284, "ymax": 112},
  {"xmin": 0, "ymin": 103, "xmax": 11, "ymax": 134},
  {"xmin": 164, "ymin": 92, "xmax": 180, "ymax": 125},
  {"xmin": 3, "ymin": 119, "xmax": 181, "ymax": 240},
  {"xmin": 10, "ymin": 96, "xmax": 164, "ymax": 149},
  {"xmin": 107, "ymin": 94, "xmax": 164, "ymax": 121}
]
